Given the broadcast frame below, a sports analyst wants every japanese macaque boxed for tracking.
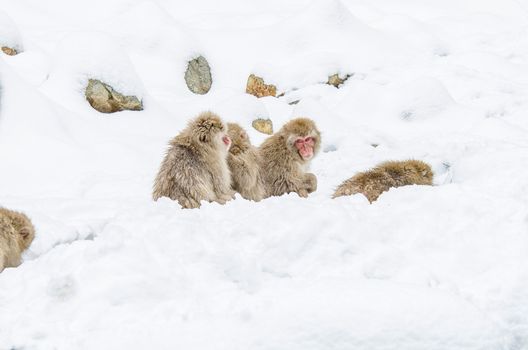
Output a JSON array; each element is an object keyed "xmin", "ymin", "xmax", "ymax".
[
  {"xmin": 0, "ymin": 207, "xmax": 35, "ymax": 273},
  {"xmin": 226, "ymin": 123, "xmax": 265, "ymax": 201},
  {"xmin": 152, "ymin": 111, "xmax": 235, "ymax": 209},
  {"xmin": 259, "ymin": 118, "xmax": 321, "ymax": 198},
  {"xmin": 332, "ymin": 159, "xmax": 433, "ymax": 203}
]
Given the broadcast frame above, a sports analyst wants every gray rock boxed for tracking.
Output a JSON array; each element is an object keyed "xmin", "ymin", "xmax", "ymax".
[
  {"xmin": 85, "ymin": 79, "xmax": 143, "ymax": 113},
  {"xmin": 185, "ymin": 56, "xmax": 212, "ymax": 94}
]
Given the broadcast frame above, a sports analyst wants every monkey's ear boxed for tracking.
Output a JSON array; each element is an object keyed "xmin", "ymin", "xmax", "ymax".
[
  {"xmin": 198, "ymin": 131, "xmax": 209, "ymax": 143},
  {"xmin": 19, "ymin": 226, "xmax": 32, "ymax": 239}
]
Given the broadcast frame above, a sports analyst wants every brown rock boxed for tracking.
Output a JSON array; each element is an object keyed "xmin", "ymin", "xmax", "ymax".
[
  {"xmin": 246, "ymin": 74, "xmax": 277, "ymax": 98},
  {"xmin": 1, "ymin": 47, "xmax": 17, "ymax": 56},
  {"xmin": 184, "ymin": 56, "xmax": 212, "ymax": 95},
  {"xmin": 327, "ymin": 73, "xmax": 352, "ymax": 88},
  {"xmin": 252, "ymin": 118, "xmax": 273, "ymax": 135},
  {"xmin": 85, "ymin": 79, "xmax": 143, "ymax": 114}
]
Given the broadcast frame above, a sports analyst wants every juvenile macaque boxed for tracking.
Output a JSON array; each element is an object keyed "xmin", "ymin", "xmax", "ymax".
[
  {"xmin": 153, "ymin": 111, "xmax": 235, "ymax": 208},
  {"xmin": 333, "ymin": 160, "xmax": 433, "ymax": 202},
  {"xmin": 0, "ymin": 207, "xmax": 35, "ymax": 272},
  {"xmin": 226, "ymin": 123, "xmax": 265, "ymax": 201},
  {"xmin": 259, "ymin": 118, "xmax": 321, "ymax": 198}
]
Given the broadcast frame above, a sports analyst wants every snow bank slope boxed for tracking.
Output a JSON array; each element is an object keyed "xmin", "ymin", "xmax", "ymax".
[{"xmin": 1, "ymin": 0, "xmax": 528, "ymax": 349}]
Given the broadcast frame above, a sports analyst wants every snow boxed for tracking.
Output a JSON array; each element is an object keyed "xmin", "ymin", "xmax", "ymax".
[{"xmin": 1, "ymin": 0, "xmax": 528, "ymax": 349}]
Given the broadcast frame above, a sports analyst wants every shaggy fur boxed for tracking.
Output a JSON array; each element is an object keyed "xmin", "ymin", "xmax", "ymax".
[
  {"xmin": 152, "ymin": 111, "xmax": 235, "ymax": 208},
  {"xmin": 227, "ymin": 123, "xmax": 265, "ymax": 201},
  {"xmin": 0, "ymin": 207, "xmax": 35, "ymax": 273},
  {"xmin": 332, "ymin": 160, "xmax": 434, "ymax": 202},
  {"xmin": 259, "ymin": 118, "xmax": 321, "ymax": 198}
]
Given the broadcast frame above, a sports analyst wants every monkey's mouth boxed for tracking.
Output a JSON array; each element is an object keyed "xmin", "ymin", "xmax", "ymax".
[
  {"xmin": 222, "ymin": 136, "xmax": 231, "ymax": 146},
  {"xmin": 299, "ymin": 148, "xmax": 313, "ymax": 160},
  {"xmin": 295, "ymin": 137, "xmax": 315, "ymax": 160}
]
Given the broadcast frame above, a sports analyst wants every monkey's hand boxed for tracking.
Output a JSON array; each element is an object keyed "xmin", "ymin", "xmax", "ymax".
[
  {"xmin": 216, "ymin": 190, "xmax": 236, "ymax": 204},
  {"xmin": 303, "ymin": 173, "xmax": 317, "ymax": 193},
  {"xmin": 297, "ymin": 188, "xmax": 310, "ymax": 198}
]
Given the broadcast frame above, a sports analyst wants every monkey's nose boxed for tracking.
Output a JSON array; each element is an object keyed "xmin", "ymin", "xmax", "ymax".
[{"xmin": 222, "ymin": 136, "xmax": 231, "ymax": 146}]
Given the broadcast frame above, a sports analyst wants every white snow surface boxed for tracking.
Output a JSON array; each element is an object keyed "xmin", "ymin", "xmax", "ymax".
[{"xmin": 1, "ymin": 0, "xmax": 528, "ymax": 349}]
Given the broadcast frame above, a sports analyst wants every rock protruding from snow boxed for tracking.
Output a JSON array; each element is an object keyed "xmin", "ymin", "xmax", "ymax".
[
  {"xmin": 252, "ymin": 118, "xmax": 273, "ymax": 134},
  {"xmin": 184, "ymin": 56, "xmax": 212, "ymax": 94},
  {"xmin": 1, "ymin": 46, "xmax": 17, "ymax": 56},
  {"xmin": 327, "ymin": 73, "xmax": 352, "ymax": 88},
  {"xmin": 246, "ymin": 74, "xmax": 277, "ymax": 98},
  {"xmin": 85, "ymin": 79, "xmax": 143, "ymax": 113}
]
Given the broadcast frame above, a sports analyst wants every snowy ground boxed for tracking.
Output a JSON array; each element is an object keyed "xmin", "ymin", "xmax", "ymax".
[{"xmin": 1, "ymin": 0, "xmax": 528, "ymax": 349}]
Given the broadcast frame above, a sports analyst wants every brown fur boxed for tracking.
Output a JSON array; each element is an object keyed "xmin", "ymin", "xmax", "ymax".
[
  {"xmin": 259, "ymin": 118, "xmax": 321, "ymax": 198},
  {"xmin": 152, "ymin": 111, "xmax": 235, "ymax": 208},
  {"xmin": 332, "ymin": 160, "xmax": 433, "ymax": 202},
  {"xmin": 0, "ymin": 207, "xmax": 35, "ymax": 272},
  {"xmin": 227, "ymin": 123, "xmax": 266, "ymax": 201}
]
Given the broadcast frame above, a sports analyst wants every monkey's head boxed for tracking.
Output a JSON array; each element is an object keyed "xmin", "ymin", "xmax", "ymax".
[
  {"xmin": 189, "ymin": 111, "xmax": 231, "ymax": 151},
  {"xmin": 227, "ymin": 123, "xmax": 251, "ymax": 155},
  {"xmin": 1, "ymin": 209, "xmax": 35, "ymax": 250},
  {"xmin": 404, "ymin": 160, "xmax": 434, "ymax": 184},
  {"xmin": 281, "ymin": 118, "xmax": 321, "ymax": 162}
]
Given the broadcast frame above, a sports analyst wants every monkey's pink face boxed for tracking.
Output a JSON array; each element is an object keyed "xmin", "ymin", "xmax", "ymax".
[
  {"xmin": 294, "ymin": 136, "xmax": 316, "ymax": 160},
  {"xmin": 222, "ymin": 135, "xmax": 231, "ymax": 147},
  {"xmin": 215, "ymin": 129, "xmax": 231, "ymax": 151}
]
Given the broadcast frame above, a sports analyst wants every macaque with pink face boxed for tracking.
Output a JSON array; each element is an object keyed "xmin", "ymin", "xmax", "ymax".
[{"xmin": 258, "ymin": 118, "xmax": 321, "ymax": 198}]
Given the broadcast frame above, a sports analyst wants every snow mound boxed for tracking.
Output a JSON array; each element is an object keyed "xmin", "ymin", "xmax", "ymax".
[
  {"xmin": 0, "ymin": 11, "xmax": 22, "ymax": 51},
  {"xmin": 43, "ymin": 31, "xmax": 145, "ymax": 111}
]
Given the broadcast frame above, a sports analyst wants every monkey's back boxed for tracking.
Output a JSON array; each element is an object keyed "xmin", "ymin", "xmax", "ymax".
[
  {"xmin": 228, "ymin": 146, "xmax": 265, "ymax": 201},
  {"xmin": 258, "ymin": 134, "xmax": 301, "ymax": 197},
  {"xmin": 333, "ymin": 160, "xmax": 433, "ymax": 202},
  {"xmin": 152, "ymin": 142, "xmax": 213, "ymax": 206}
]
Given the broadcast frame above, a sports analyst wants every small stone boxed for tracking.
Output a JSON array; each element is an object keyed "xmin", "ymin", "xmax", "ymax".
[
  {"xmin": 252, "ymin": 118, "xmax": 273, "ymax": 135},
  {"xmin": 327, "ymin": 73, "xmax": 352, "ymax": 88},
  {"xmin": 1, "ymin": 47, "xmax": 17, "ymax": 56},
  {"xmin": 185, "ymin": 56, "xmax": 212, "ymax": 95},
  {"xmin": 85, "ymin": 79, "xmax": 143, "ymax": 114},
  {"xmin": 288, "ymin": 100, "xmax": 300, "ymax": 105},
  {"xmin": 246, "ymin": 74, "xmax": 277, "ymax": 98}
]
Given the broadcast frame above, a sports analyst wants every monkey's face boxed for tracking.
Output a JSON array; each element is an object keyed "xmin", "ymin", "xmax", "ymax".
[
  {"xmin": 282, "ymin": 118, "xmax": 321, "ymax": 162},
  {"xmin": 291, "ymin": 135, "xmax": 317, "ymax": 160},
  {"xmin": 216, "ymin": 130, "xmax": 232, "ymax": 151}
]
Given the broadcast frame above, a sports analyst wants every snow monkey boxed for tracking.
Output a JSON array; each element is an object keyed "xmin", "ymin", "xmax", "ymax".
[
  {"xmin": 226, "ymin": 123, "xmax": 266, "ymax": 201},
  {"xmin": 332, "ymin": 159, "xmax": 433, "ymax": 203},
  {"xmin": 259, "ymin": 118, "xmax": 321, "ymax": 198},
  {"xmin": 0, "ymin": 207, "xmax": 35, "ymax": 273},
  {"xmin": 153, "ymin": 111, "xmax": 235, "ymax": 209}
]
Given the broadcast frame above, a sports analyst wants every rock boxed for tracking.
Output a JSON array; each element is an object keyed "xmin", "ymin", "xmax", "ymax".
[
  {"xmin": 1, "ymin": 46, "xmax": 17, "ymax": 56},
  {"xmin": 85, "ymin": 79, "xmax": 143, "ymax": 113},
  {"xmin": 184, "ymin": 56, "xmax": 212, "ymax": 94},
  {"xmin": 252, "ymin": 118, "xmax": 273, "ymax": 135},
  {"xmin": 246, "ymin": 74, "xmax": 277, "ymax": 98},
  {"xmin": 327, "ymin": 73, "xmax": 352, "ymax": 88}
]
